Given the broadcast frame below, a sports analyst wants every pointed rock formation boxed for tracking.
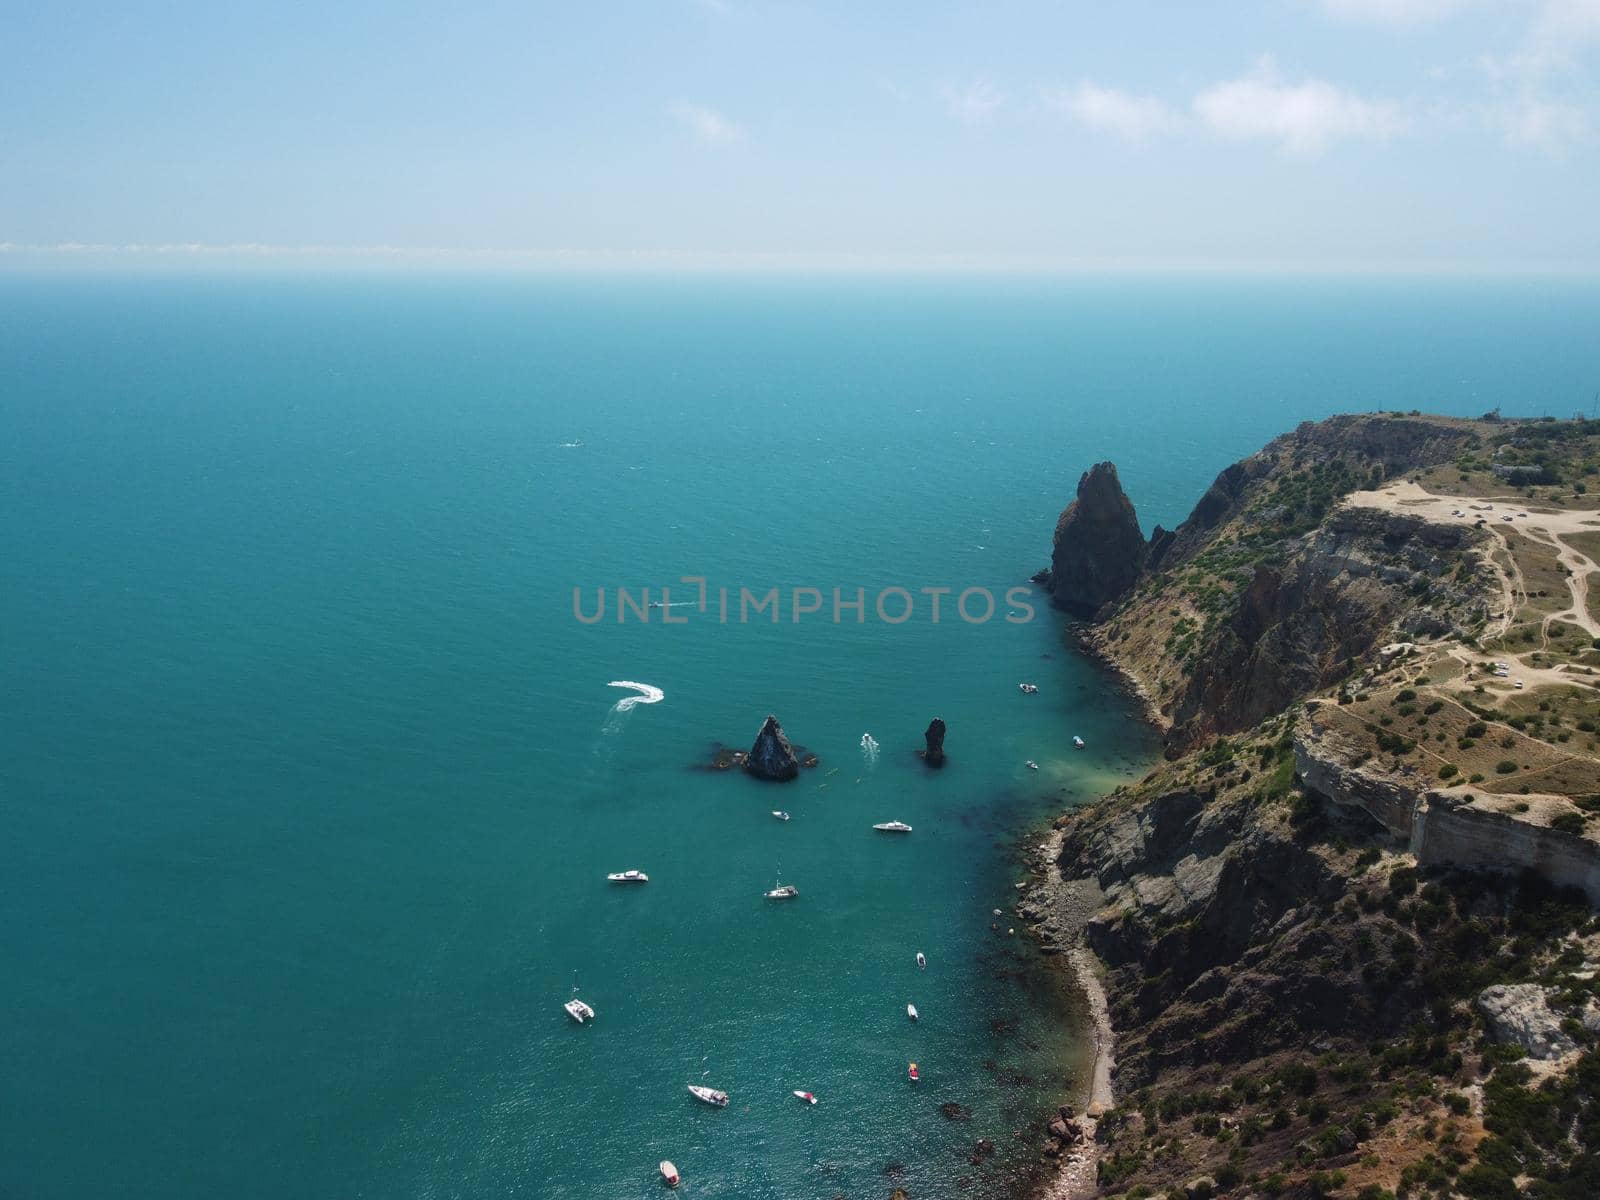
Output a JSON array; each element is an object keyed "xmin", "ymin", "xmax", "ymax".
[
  {"xmin": 1048, "ymin": 462, "xmax": 1146, "ymax": 617},
  {"xmin": 922, "ymin": 718, "xmax": 947, "ymax": 767},
  {"xmin": 745, "ymin": 715, "xmax": 800, "ymax": 781}
]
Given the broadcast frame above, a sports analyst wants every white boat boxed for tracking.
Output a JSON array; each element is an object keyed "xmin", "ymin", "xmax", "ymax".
[
  {"xmin": 1024, "ymin": 760, "xmax": 1039, "ymax": 770},
  {"xmin": 564, "ymin": 998, "xmax": 595, "ymax": 1023},
  {"xmin": 660, "ymin": 1161, "xmax": 680, "ymax": 1187},
  {"xmin": 793, "ymin": 1090, "xmax": 817, "ymax": 1104},
  {"xmin": 765, "ymin": 881, "xmax": 799, "ymax": 899},
  {"xmin": 1072, "ymin": 736, "xmax": 1085, "ymax": 749},
  {"xmin": 916, "ymin": 952, "xmax": 926, "ymax": 970},
  {"xmin": 606, "ymin": 869, "xmax": 649, "ymax": 883},
  {"xmin": 688, "ymin": 1084, "xmax": 730, "ymax": 1107},
  {"xmin": 772, "ymin": 811, "xmax": 790, "ymax": 821},
  {"xmin": 907, "ymin": 1004, "xmax": 919, "ymax": 1021},
  {"xmin": 873, "ymin": 820, "xmax": 913, "ymax": 833},
  {"xmin": 1018, "ymin": 682, "xmax": 1039, "ymax": 694}
]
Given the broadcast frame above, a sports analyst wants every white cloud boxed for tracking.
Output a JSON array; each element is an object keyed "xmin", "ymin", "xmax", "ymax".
[
  {"xmin": 670, "ymin": 101, "xmax": 744, "ymax": 145},
  {"xmin": 1193, "ymin": 58, "xmax": 1406, "ymax": 153},
  {"xmin": 1042, "ymin": 82, "xmax": 1182, "ymax": 140},
  {"xmin": 1523, "ymin": 0, "xmax": 1600, "ymax": 68},
  {"xmin": 1320, "ymin": 0, "xmax": 1473, "ymax": 24},
  {"xmin": 944, "ymin": 80, "xmax": 1004, "ymax": 126},
  {"xmin": 1492, "ymin": 94, "xmax": 1589, "ymax": 148}
]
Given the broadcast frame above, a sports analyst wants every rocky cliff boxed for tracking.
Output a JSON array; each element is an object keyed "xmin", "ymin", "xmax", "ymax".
[
  {"xmin": 1031, "ymin": 412, "xmax": 1600, "ymax": 1199},
  {"xmin": 1045, "ymin": 462, "xmax": 1147, "ymax": 617},
  {"xmin": 1060, "ymin": 414, "xmax": 1489, "ymax": 750}
]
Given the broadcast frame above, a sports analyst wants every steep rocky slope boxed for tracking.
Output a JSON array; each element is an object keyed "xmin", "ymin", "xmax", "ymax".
[{"xmin": 1030, "ymin": 413, "xmax": 1600, "ymax": 1200}]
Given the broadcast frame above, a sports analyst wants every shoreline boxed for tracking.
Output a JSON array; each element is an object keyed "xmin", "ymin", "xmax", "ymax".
[
  {"xmin": 1075, "ymin": 624, "xmax": 1170, "ymax": 735},
  {"xmin": 1014, "ymin": 825, "xmax": 1116, "ymax": 1200},
  {"xmin": 1011, "ymin": 615, "xmax": 1162, "ymax": 1200}
]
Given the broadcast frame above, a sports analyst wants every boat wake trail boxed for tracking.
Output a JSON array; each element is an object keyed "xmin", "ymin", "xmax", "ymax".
[
  {"xmin": 860, "ymin": 732, "xmax": 879, "ymax": 766},
  {"xmin": 602, "ymin": 680, "xmax": 665, "ymax": 737}
]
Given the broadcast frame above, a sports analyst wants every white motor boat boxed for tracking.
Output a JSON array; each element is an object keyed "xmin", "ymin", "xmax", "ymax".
[
  {"xmin": 793, "ymin": 1090, "xmax": 817, "ymax": 1104},
  {"xmin": 916, "ymin": 952, "xmax": 926, "ymax": 970},
  {"xmin": 688, "ymin": 1084, "xmax": 730, "ymax": 1107},
  {"xmin": 1072, "ymin": 736, "xmax": 1085, "ymax": 749},
  {"xmin": 907, "ymin": 1004, "xmax": 919, "ymax": 1021},
  {"xmin": 872, "ymin": 821, "xmax": 913, "ymax": 833},
  {"xmin": 606, "ymin": 869, "xmax": 649, "ymax": 883},
  {"xmin": 660, "ymin": 1161, "xmax": 680, "ymax": 1187},
  {"xmin": 765, "ymin": 881, "xmax": 799, "ymax": 899},
  {"xmin": 772, "ymin": 811, "xmax": 790, "ymax": 821},
  {"xmin": 1024, "ymin": 760, "xmax": 1039, "ymax": 770},
  {"xmin": 564, "ymin": 998, "xmax": 596, "ymax": 1023},
  {"xmin": 1018, "ymin": 682, "xmax": 1039, "ymax": 694}
]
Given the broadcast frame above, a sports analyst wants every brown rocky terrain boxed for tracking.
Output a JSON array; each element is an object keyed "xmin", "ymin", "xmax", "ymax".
[{"xmin": 1027, "ymin": 413, "xmax": 1600, "ymax": 1200}]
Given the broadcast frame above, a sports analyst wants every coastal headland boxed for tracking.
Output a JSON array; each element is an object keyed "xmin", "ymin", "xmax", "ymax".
[{"xmin": 1023, "ymin": 412, "xmax": 1600, "ymax": 1200}]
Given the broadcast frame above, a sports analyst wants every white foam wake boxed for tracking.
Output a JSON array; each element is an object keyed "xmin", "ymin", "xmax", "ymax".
[
  {"xmin": 608, "ymin": 680, "xmax": 664, "ymax": 711},
  {"xmin": 601, "ymin": 680, "xmax": 664, "ymax": 739},
  {"xmin": 860, "ymin": 732, "xmax": 879, "ymax": 765}
]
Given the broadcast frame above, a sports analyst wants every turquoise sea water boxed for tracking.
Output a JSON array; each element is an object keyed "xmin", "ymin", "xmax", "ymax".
[{"xmin": 3, "ymin": 274, "xmax": 1599, "ymax": 1199}]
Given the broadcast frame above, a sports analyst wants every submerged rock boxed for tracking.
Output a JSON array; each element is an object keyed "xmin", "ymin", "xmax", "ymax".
[
  {"xmin": 1047, "ymin": 462, "xmax": 1146, "ymax": 618},
  {"xmin": 922, "ymin": 718, "xmax": 947, "ymax": 767},
  {"xmin": 745, "ymin": 715, "xmax": 800, "ymax": 781}
]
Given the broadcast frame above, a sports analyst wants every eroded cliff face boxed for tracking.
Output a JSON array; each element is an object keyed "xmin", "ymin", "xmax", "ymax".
[
  {"xmin": 1160, "ymin": 508, "xmax": 1488, "ymax": 748},
  {"xmin": 1047, "ymin": 462, "xmax": 1146, "ymax": 618},
  {"xmin": 1061, "ymin": 414, "xmax": 1490, "ymax": 750},
  {"xmin": 1296, "ymin": 716, "xmax": 1600, "ymax": 905},
  {"xmin": 1053, "ymin": 744, "xmax": 1375, "ymax": 1087}
]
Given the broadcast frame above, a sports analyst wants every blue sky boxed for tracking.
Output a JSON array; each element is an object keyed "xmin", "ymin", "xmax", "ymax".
[{"xmin": 1, "ymin": 0, "xmax": 1596, "ymax": 270}]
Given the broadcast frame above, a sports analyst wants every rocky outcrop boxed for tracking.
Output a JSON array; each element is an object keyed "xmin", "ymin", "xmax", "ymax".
[
  {"xmin": 922, "ymin": 718, "xmax": 947, "ymax": 767},
  {"xmin": 744, "ymin": 716, "xmax": 799, "ymax": 781},
  {"xmin": 1477, "ymin": 984, "xmax": 1579, "ymax": 1061},
  {"xmin": 1047, "ymin": 462, "xmax": 1146, "ymax": 617},
  {"xmin": 1296, "ymin": 723, "xmax": 1600, "ymax": 905}
]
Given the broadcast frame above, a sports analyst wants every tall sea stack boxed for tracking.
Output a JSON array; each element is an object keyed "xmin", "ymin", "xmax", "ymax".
[
  {"xmin": 1047, "ymin": 461, "xmax": 1146, "ymax": 617},
  {"xmin": 745, "ymin": 715, "xmax": 800, "ymax": 781},
  {"xmin": 923, "ymin": 718, "xmax": 947, "ymax": 767}
]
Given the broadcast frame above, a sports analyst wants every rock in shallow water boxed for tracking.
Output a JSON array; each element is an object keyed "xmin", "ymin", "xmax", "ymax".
[
  {"xmin": 921, "ymin": 718, "xmax": 946, "ymax": 767},
  {"xmin": 745, "ymin": 715, "xmax": 800, "ymax": 781}
]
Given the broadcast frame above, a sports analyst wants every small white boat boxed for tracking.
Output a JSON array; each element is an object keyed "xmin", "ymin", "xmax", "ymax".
[
  {"xmin": 1072, "ymin": 736, "xmax": 1085, "ymax": 749},
  {"xmin": 606, "ymin": 869, "xmax": 649, "ymax": 883},
  {"xmin": 765, "ymin": 883, "xmax": 799, "ymax": 899},
  {"xmin": 688, "ymin": 1084, "xmax": 729, "ymax": 1107},
  {"xmin": 564, "ymin": 998, "xmax": 595, "ymax": 1023},
  {"xmin": 772, "ymin": 811, "xmax": 790, "ymax": 821},
  {"xmin": 907, "ymin": 1004, "xmax": 919, "ymax": 1021},
  {"xmin": 1024, "ymin": 760, "xmax": 1039, "ymax": 770},
  {"xmin": 1019, "ymin": 682, "xmax": 1039, "ymax": 694},
  {"xmin": 916, "ymin": 952, "xmax": 926, "ymax": 970},
  {"xmin": 793, "ymin": 1090, "xmax": 817, "ymax": 1104},
  {"xmin": 660, "ymin": 1160, "xmax": 679, "ymax": 1187},
  {"xmin": 873, "ymin": 820, "xmax": 913, "ymax": 833}
]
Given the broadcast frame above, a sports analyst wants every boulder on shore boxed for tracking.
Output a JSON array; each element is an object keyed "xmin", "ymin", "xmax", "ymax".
[
  {"xmin": 922, "ymin": 718, "xmax": 947, "ymax": 767},
  {"xmin": 745, "ymin": 716, "xmax": 800, "ymax": 781}
]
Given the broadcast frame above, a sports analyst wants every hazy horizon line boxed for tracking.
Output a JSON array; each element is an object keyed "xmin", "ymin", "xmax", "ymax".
[{"xmin": 2, "ymin": 242, "xmax": 1599, "ymax": 278}]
